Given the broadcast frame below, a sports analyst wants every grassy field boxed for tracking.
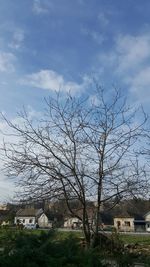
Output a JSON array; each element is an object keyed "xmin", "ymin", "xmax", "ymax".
[
  {"xmin": 1, "ymin": 227, "xmax": 150, "ymax": 245},
  {"xmin": 120, "ymin": 234, "xmax": 150, "ymax": 245},
  {"xmin": 57, "ymin": 230, "xmax": 150, "ymax": 245}
]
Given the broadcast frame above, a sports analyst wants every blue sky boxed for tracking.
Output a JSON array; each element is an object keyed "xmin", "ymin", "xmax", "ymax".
[{"xmin": 0, "ymin": 0, "xmax": 150, "ymax": 201}]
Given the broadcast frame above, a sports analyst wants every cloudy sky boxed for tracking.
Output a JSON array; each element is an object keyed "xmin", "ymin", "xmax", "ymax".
[{"xmin": 0, "ymin": 0, "xmax": 150, "ymax": 201}]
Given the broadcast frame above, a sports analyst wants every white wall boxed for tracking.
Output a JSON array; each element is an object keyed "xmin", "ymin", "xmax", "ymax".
[
  {"xmin": 64, "ymin": 217, "xmax": 81, "ymax": 228},
  {"xmin": 114, "ymin": 217, "xmax": 134, "ymax": 232},
  {"xmin": 38, "ymin": 214, "xmax": 50, "ymax": 228},
  {"xmin": 145, "ymin": 213, "xmax": 150, "ymax": 221},
  {"xmin": 14, "ymin": 216, "xmax": 36, "ymax": 225}
]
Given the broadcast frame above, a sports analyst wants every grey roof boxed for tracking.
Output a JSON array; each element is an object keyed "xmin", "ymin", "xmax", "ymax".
[
  {"xmin": 16, "ymin": 208, "xmax": 43, "ymax": 217},
  {"xmin": 114, "ymin": 211, "xmax": 134, "ymax": 218}
]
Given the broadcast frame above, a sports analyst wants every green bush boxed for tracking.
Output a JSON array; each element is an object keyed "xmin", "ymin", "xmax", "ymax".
[
  {"xmin": 0, "ymin": 229, "xmax": 149, "ymax": 266},
  {"xmin": 0, "ymin": 230, "xmax": 105, "ymax": 267}
]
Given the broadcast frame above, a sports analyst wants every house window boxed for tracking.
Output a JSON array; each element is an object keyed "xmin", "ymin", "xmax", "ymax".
[
  {"xmin": 124, "ymin": 221, "xmax": 130, "ymax": 227},
  {"xmin": 117, "ymin": 221, "xmax": 121, "ymax": 229},
  {"xmin": 29, "ymin": 219, "xmax": 33, "ymax": 223}
]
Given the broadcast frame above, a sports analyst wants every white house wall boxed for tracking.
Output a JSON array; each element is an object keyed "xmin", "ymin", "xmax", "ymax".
[
  {"xmin": 14, "ymin": 216, "xmax": 36, "ymax": 225},
  {"xmin": 145, "ymin": 213, "xmax": 150, "ymax": 232},
  {"xmin": 114, "ymin": 217, "xmax": 134, "ymax": 232},
  {"xmin": 64, "ymin": 217, "xmax": 81, "ymax": 228},
  {"xmin": 145, "ymin": 214, "xmax": 150, "ymax": 221},
  {"xmin": 38, "ymin": 214, "xmax": 50, "ymax": 228}
]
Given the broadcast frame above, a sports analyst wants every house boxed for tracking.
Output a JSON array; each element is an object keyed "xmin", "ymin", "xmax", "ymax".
[
  {"xmin": 114, "ymin": 212, "xmax": 134, "ymax": 232},
  {"xmin": 144, "ymin": 211, "xmax": 150, "ymax": 232},
  {"xmin": 64, "ymin": 217, "xmax": 82, "ymax": 229},
  {"xmin": 14, "ymin": 208, "xmax": 52, "ymax": 228},
  {"xmin": 0, "ymin": 204, "xmax": 8, "ymax": 210},
  {"xmin": 64, "ymin": 207, "xmax": 96, "ymax": 229}
]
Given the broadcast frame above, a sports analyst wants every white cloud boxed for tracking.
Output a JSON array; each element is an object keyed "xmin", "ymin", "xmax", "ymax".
[
  {"xmin": 97, "ymin": 33, "xmax": 150, "ymax": 102},
  {"xmin": 128, "ymin": 67, "xmax": 150, "ymax": 100},
  {"xmin": 20, "ymin": 69, "xmax": 88, "ymax": 93},
  {"xmin": 33, "ymin": 0, "xmax": 50, "ymax": 14},
  {"xmin": 98, "ymin": 34, "xmax": 150, "ymax": 73},
  {"xmin": 9, "ymin": 29, "xmax": 25, "ymax": 50},
  {"xmin": 131, "ymin": 66, "xmax": 150, "ymax": 87},
  {"xmin": 81, "ymin": 27, "xmax": 104, "ymax": 45},
  {"xmin": 115, "ymin": 34, "xmax": 150, "ymax": 73},
  {"xmin": 115, "ymin": 34, "xmax": 150, "ymax": 101},
  {"xmin": 90, "ymin": 31, "xmax": 105, "ymax": 45},
  {"xmin": 98, "ymin": 12, "xmax": 109, "ymax": 27},
  {"xmin": 81, "ymin": 12, "xmax": 108, "ymax": 46},
  {"xmin": 0, "ymin": 52, "xmax": 16, "ymax": 72}
]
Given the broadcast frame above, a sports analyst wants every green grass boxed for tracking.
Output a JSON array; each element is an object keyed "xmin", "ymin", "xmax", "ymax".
[
  {"xmin": 55, "ymin": 230, "xmax": 83, "ymax": 240},
  {"xmin": 120, "ymin": 234, "xmax": 150, "ymax": 245},
  {"xmin": 1, "ymin": 227, "xmax": 150, "ymax": 246}
]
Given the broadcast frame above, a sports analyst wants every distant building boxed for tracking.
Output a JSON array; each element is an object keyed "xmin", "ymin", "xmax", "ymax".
[
  {"xmin": 14, "ymin": 208, "xmax": 52, "ymax": 228},
  {"xmin": 0, "ymin": 204, "xmax": 8, "ymax": 210},
  {"xmin": 114, "ymin": 212, "xmax": 134, "ymax": 232},
  {"xmin": 64, "ymin": 207, "xmax": 95, "ymax": 229},
  {"xmin": 64, "ymin": 217, "xmax": 82, "ymax": 229},
  {"xmin": 144, "ymin": 211, "xmax": 150, "ymax": 232}
]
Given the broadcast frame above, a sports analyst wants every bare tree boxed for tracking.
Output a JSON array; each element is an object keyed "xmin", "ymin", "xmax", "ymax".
[{"xmin": 1, "ymin": 87, "xmax": 147, "ymax": 246}]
